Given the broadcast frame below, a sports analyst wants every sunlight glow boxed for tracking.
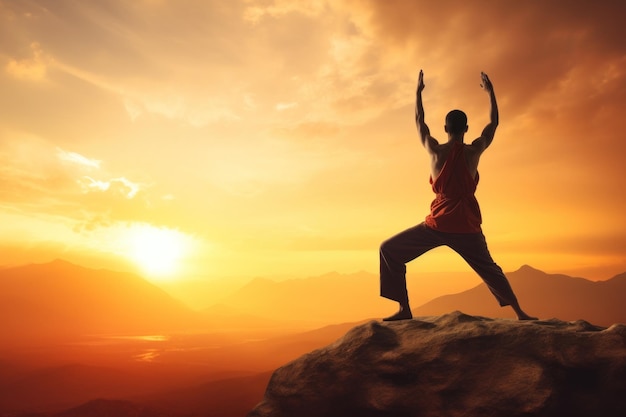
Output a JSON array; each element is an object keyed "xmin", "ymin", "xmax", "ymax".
[{"xmin": 127, "ymin": 224, "xmax": 192, "ymax": 281}]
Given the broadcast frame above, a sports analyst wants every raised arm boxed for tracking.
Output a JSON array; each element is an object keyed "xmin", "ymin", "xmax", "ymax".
[
  {"xmin": 415, "ymin": 70, "xmax": 437, "ymax": 153},
  {"xmin": 474, "ymin": 72, "xmax": 499, "ymax": 151}
]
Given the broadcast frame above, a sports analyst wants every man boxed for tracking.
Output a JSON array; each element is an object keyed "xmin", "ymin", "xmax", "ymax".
[{"xmin": 379, "ymin": 70, "xmax": 536, "ymax": 321}]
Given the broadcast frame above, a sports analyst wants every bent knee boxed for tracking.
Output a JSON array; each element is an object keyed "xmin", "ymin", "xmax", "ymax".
[{"xmin": 380, "ymin": 238, "xmax": 397, "ymax": 254}]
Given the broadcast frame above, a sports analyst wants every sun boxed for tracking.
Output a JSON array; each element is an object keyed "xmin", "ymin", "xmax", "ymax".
[{"xmin": 127, "ymin": 224, "xmax": 191, "ymax": 281}]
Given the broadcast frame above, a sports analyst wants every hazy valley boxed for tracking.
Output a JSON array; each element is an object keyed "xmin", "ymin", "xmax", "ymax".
[{"xmin": 1, "ymin": 260, "xmax": 625, "ymax": 416}]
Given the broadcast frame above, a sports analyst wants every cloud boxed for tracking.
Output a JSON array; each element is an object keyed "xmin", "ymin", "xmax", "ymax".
[
  {"xmin": 351, "ymin": 0, "xmax": 626, "ymax": 106},
  {"xmin": 235, "ymin": 0, "xmax": 414, "ymax": 128},
  {"xmin": 137, "ymin": 94, "xmax": 241, "ymax": 127},
  {"xmin": 1, "ymin": 0, "xmax": 402, "ymax": 130},
  {"xmin": 276, "ymin": 102, "xmax": 298, "ymax": 111},
  {"xmin": 79, "ymin": 176, "xmax": 141, "ymax": 199},
  {"xmin": 0, "ymin": 0, "xmax": 250, "ymax": 126},
  {"xmin": 4, "ymin": 42, "xmax": 47, "ymax": 81},
  {"xmin": 123, "ymin": 98, "xmax": 142, "ymax": 121},
  {"xmin": 0, "ymin": 132, "xmax": 150, "ymax": 228},
  {"xmin": 56, "ymin": 148, "xmax": 101, "ymax": 169},
  {"xmin": 55, "ymin": 147, "xmax": 141, "ymax": 199},
  {"xmin": 243, "ymin": 0, "xmax": 327, "ymax": 23}
]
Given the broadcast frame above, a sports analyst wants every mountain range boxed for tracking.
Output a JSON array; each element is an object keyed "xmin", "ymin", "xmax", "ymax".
[
  {"xmin": 0, "ymin": 260, "xmax": 306, "ymax": 346},
  {"xmin": 0, "ymin": 259, "xmax": 199, "ymax": 344},
  {"xmin": 219, "ymin": 264, "xmax": 626, "ymax": 326},
  {"xmin": 1, "ymin": 260, "xmax": 625, "ymax": 416},
  {"xmin": 2, "ymin": 260, "xmax": 625, "ymax": 345},
  {"xmin": 414, "ymin": 265, "xmax": 626, "ymax": 326},
  {"xmin": 216, "ymin": 269, "xmax": 482, "ymax": 325}
]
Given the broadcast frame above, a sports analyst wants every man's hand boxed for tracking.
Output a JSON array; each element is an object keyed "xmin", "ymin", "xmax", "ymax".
[
  {"xmin": 480, "ymin": 71, "xmax": 493, "ymax": 93},
  {"xmin": 417, "ymin": 69, "xmax": 425, "ymax": 93},
  {"xmin": 476, "ymin": 71, "xmax": 498, "ymax": 151},
  {"xmin": 415, "ymin": 69, "xmax": 433, "ymax": 151}
]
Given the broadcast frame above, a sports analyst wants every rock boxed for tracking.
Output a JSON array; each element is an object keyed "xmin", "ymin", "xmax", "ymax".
[{"xmin": 248, "ymin": 311, "xmax": 626, "ymax": 417}]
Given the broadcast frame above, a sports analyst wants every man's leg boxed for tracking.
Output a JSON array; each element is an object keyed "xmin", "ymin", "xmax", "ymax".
[
  {"xmin": 447, "ymin": 232, "xmax": 537, "ymax": 320},
  {"xmin": 380, "ymin": 223, "xmax": 442, "ymax": 320}
]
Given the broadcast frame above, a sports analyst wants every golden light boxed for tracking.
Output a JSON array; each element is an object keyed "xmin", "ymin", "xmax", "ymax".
[{"xmin": 127, "ymin": 224, "xmax": 191, "ymax": 281}]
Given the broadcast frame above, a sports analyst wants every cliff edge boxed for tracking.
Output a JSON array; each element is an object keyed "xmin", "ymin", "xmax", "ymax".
[{"xmin": 249, "ymin": 311, "xmax": 626, "ymax": 417}]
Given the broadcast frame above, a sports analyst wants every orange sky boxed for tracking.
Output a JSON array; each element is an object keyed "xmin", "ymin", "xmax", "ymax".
[{"xmin": 0, "ymin": 0, "xmax": 625, "ymax": 290}]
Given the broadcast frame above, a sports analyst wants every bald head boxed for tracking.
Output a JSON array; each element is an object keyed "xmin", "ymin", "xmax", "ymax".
[{"xmin": 445, "ymin": 110, "xmax": 468, "ymax": 135}]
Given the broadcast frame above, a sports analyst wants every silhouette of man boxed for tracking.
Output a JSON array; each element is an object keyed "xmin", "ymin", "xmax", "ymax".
[{"xmin": 380, "ymin": 70, "xmax": 536, "ymax": 321}]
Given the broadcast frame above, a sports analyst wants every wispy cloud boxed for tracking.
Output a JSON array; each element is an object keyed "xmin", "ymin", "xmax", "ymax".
[
  {"xmin": 57, "ymin": 148, "xmax": 101, "ymax": 169},
  {"xmin": 276, "ymin": 102, "xmax": 298, "ymax": 111},
  {"xmin": 77, "ymin": 174, "xmax": 141, "ymax": 199},
  {"xmin": 243, "ymin": 0, "xmax": 327, "ymax": 23}
]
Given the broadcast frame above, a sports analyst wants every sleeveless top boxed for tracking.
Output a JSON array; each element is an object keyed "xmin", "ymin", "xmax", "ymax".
[{"xmin": 424, "ymin": 141, "xmax": 482, "ymax": 233}]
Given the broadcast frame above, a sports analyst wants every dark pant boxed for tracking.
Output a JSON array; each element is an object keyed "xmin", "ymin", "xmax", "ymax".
[{"xmin": 380, "ymin": 222, "xmax": 518, "ymax": 307}]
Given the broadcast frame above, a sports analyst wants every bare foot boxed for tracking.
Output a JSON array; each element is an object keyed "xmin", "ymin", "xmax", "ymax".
[
  {"xmin": 383, "ymin": 308, "xmax": 413, "ymax": 322},
  {"xmin": 510, "ymin": 302, "xmax": 537, "ymax": 321},
  {"xmin": 517, "ymin": 312, "xmax": 538, "ymax": 321}
]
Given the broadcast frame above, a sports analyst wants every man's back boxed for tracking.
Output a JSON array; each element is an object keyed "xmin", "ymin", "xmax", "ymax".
[
  {"xmin": 425, "ymin": 141, "xmax": 482, "ymax": 233},
  {"xmin": 427, "ymin": 140, "xmax": 483, "ymax": 181}
]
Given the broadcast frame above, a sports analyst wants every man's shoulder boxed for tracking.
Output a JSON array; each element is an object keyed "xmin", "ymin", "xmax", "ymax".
[
  {"xmin": 468, "ymin": 137, "xmax": 489, "ymax": 154},
  {"xmin": 424, "ymin": 135, "xmax": 442, "ymax": 154},
  {"xmin": 430, "ymin": 141, "xmax": 453, "ymax": 163},
  {"xmin": 433, "ymin": 140, "xmax": 454, "ymax": 152}
]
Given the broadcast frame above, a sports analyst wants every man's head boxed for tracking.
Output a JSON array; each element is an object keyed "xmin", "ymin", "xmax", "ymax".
[{"xmin": 445, "ymin": 110, "xmax": 468, "ymax": 136}]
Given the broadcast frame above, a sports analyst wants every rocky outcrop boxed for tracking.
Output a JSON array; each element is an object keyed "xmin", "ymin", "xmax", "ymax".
[{"xmin": 249, "ymin": 311, "xmax": 626, "ymax": 417}]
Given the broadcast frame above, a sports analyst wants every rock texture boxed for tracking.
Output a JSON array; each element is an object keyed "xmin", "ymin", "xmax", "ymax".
[{"xmin": 249, "ymin": 311, "xmax": 626, "ymax": 417}]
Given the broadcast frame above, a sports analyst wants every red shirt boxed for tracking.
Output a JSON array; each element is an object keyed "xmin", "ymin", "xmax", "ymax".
[{"xmin": 424, "ymin": 142, "xmax": 482, "ymax": 233}]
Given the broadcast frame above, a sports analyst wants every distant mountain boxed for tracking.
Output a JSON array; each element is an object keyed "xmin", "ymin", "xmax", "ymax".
[
  {"xmin": 6, "ymin": 260, "xmax": 620, "ymax": 344},
  {"xmin": 217, "ymin": 266, "xmax": 626, "ymax": 326},
  {"xmin": 136, "ymin": 321, "xmax": 363, "ymax": 416},
  {"xmin": 0, "ymin": 260, "xmax": 201, "ymax": 344},
  {"xmin": 200, "ymin": 303, "xmax": 297, "ymax": 330},
  {"xmin": 216, "ymin": 270, "xmax": 476, "ymax": 326},
  {"xmin": 0, "ymin": 363, "xmax": 149, "ymax": 413},
  {"xmin": 215, "ymin": 272, "xmax": 381, "ymax": 326},
  {"xmin": 11, "ymin": 373, "xmax": 271, "ymax": 417},
  {"xmin": 141, "ymin": 371, "xmax": 272, "ymax": 417},
  {"xmin": 56, "ymin": 398, "xmax": 170, "ymax": 417},
  {"xmin": 414, "ymin": 265, "xmax": 626, "ymax": 326}
]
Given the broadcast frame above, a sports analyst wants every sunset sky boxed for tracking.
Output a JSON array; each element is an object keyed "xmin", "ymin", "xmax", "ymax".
[{"xmin": 1, "ymin": 0, "xmax": 625, "ymax": 293}]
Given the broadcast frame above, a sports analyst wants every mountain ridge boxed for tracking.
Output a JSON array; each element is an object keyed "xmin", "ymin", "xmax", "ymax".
[
  {"xmin": 414, "ymin": 265, "xmax": 626, "ymax": 325},
  {"xmin": 0, "ymin": 259, "xmax": 201, "ymax": 343},
  {"xmin": 218, "ymin": 263, "xmax": 626, "ymax": 326},
  {"xmin": 2, "ymin": 259, "xmax": 625, "ymax": 342}
]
